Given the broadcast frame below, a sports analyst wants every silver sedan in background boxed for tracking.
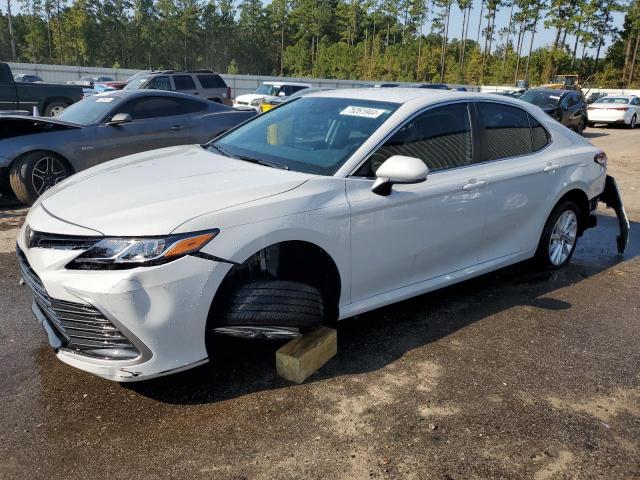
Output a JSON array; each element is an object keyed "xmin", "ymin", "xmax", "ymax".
[{"xmin": 0, "ymin": 90, "xmax": 256, "ymax": 204}]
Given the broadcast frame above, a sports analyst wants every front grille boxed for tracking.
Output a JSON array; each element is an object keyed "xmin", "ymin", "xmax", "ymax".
[
  {"xmin": 17, "ymin": 247, "xmax": 140, "ymax": 360},
  {"xmin": 25, "ymin": 227, "xmax": 102, "ymax": 250}
]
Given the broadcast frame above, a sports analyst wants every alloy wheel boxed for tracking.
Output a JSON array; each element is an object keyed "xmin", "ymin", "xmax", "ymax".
[
  {"xmin": 548, "ymin": 210, "xmax": 578, "ymax": 266},
  {"xmin": 31, "ymin": 157, "xmax": 68, "ymax": 194},
  {"xmin": 49, "ymin": 105, "xmax": 65, "ymax": 117}
]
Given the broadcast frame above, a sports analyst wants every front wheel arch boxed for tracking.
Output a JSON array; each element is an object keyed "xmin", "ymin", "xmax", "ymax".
[
  {"xmin": 9, "ymin": 150, "xmax": 74, "ymax": 204},
  {"xmin": 206, "ymin": 240, "xmax": 342, "ymax": 334}
]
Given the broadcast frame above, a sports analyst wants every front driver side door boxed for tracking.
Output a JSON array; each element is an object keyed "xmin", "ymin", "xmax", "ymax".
[
  {"xmin": 346, "ymin": 102, "xmax": 489, "ymax": 303},
  {"xmin": 90, "ymin": 96, "xmax": 193, "ymax": 166}
]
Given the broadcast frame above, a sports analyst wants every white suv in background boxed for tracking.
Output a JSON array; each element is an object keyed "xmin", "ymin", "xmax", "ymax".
[
  {"xmin": 17, "ymin": 89, "xmax": 628, "ymax": 382},
  {"xmin": 234, "ymin": 81, "xmax": 311, "ymax": 111}
]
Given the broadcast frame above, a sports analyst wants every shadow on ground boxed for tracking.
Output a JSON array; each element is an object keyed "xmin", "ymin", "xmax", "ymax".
[{"xmin": 126, "ymin": 214, "xmax": 637, "ymax": 405}]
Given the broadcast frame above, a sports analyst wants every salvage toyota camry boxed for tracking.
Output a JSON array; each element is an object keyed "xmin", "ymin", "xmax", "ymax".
[{"xmin": 16, "ymin": 89, "xmax": 629, "ymax": 381}]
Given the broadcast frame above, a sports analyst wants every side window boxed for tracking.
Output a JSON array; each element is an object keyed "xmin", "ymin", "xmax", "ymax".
[
  {"xmin": 197, "ymin": 74, "xmax": 227, "ymax": 89},
  {"xmin": 476, "ymin": 102, "xmax": 533, "ymax": 160},
  {"xmin": 176, "ymin": 98, "xmax": 207, "ymax": 114},
  {"xmin": 355, "ymin": 102, "xmax": 472, "ymax": 177},
  {"xmin": 174, "ymin": 75, "xmax": 196, "ymax": 91},
  {"xmin": 632, "ymin": 97, "xmax": 640, "ymax": 106},
  {"xmin": 121, "ymin": 97, "xmax": 182, "ymax": 120},
  {"xmin": 528, "ymin": 114, "xmax": 550, "ymax": 152},
  {"xmin": 144, "ymin": 76, "xmax": 171, "ymax": 91}
]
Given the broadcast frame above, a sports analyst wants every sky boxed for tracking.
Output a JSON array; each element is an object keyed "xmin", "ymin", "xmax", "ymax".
[
  {"xmin": 435, "ymin": 1, "xmax": 627, "ymax": 56},
  {"xmin": 0, "ymin": 0, "xmax": 628, "ymax": 57}
]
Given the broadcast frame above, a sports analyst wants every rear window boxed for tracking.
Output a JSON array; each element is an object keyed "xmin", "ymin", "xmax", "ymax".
[
  {"xmin": 595, "ymin": 97, "xmax": 630, "ymax": 104},
  {"xmin": 197, "ymin": 75, "xmax": 227, "ymax": 89},
  {"xmin": 477, "ymin": 102, "xmax": 533, "ymax": 160},
  {"xmin": 528, "ymin": 114, "xmax": 550, "ymax": 152},
  {"xmin": 174, "ymin": 75, "xmax": 197, "ymax": 91}
]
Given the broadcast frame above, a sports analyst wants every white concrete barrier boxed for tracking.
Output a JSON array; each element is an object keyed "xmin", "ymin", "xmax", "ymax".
[{"xmin": 7, "ymin": 62, "xmax": 479, "ymax": 97}]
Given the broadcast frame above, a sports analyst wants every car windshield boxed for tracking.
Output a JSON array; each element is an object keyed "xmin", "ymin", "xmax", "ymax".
[
  {"xmin": 57, "ymin": 95, "xmax": 122, "ymax": 125},
  {"xmin": 209, "ymin": 97, "xmax": 398, "ymax": 175},
  {"xmin": 595, "ymin": 97, "xmax": 629, "ymax": 104},
  {"xmin": 519, "ymin": 90, "xmax": 562, "ymax": 109},
  {"xmin": 124, "ymin": 76, "xmax": 149, "ymax": 90},
  {"xmin": 254, "ymin": 84, "xmax": 280, "ymax": 96}
]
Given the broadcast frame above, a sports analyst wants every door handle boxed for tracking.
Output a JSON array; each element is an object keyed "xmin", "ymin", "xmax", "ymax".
[
  {"xmin": 543, "ymin": 163, "xmax": 560, "ymax": 173},
  {"xmin": 462, "ymin": 180, "xmax": 487, "ymax": 191},
  {"xmin": 170, "ymin": 125, "xmax": 183, "ymax": 131}
]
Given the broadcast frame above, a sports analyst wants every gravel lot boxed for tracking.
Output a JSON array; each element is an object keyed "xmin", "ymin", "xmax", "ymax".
[{"xmin": 1, "ymin": 127, "xmax": 638, "ymax": 480}]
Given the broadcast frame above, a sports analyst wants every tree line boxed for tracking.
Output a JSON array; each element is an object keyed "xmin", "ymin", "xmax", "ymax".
[{"xmin": 1, "ymin": 0, "xmax": 639, "ymax": 88}]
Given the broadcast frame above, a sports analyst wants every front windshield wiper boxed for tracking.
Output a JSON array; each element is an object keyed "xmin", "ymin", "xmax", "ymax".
[
  {"xmin": 208, "ymin": 143, "xmax": 232, "ymax": 157},
  {"xmin": 208, "ymin": 143, "xmax": 288, "ymax": 170},
  {"xmin": 236, "ymin": 155, "xmax": 289, "ymax": 170}
]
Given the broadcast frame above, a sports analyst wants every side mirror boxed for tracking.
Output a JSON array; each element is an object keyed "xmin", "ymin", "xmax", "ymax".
[
  {"xmin": 371, "ymin": 155, "xmax": 429, "ymax": 196},
  {"xmin": 108, "ymin": 113, "xmax": 132, "ymax": 125}
]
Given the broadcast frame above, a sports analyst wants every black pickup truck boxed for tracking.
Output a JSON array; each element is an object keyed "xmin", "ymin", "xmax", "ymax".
[{"xmin": 0, "ymin": 62, "xmax": 84, "ymax": 117}]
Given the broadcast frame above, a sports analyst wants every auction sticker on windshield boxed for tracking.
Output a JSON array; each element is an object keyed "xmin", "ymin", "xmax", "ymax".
[
  {"xmin": 96, "ymin": 97, "xmax": 115, "ymax": 103},
  {"xmin": 340, "ymin": 106, "xmax": 389, "ymax": 118}
]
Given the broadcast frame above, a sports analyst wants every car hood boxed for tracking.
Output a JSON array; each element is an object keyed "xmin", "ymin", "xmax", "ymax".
[
  {"xmin": 0, "ymin": 115, "xmax": 80, "ymax": 140},
  {"xmin": 40, "ymin": 145, "xmax": 311, "ymax": 236},
  {"xmin": 235, "ymin": 93, "xmax": 275, "ymax": 103}
]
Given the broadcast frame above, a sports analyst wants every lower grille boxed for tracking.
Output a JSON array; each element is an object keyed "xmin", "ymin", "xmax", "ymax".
[{"xmin": 17, "ymin": 247, "xmax": 140, "ymax": 360}]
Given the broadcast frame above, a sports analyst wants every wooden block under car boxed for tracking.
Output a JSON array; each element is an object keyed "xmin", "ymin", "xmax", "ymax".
[{"xmin": 276, "ymin": 326, "xmax": 337, "ymax": 384}]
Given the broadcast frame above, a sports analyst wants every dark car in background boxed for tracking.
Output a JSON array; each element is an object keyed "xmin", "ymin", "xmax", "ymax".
[
  {"xmin": 124, "ymin": 69, "xmax": 232, "ymax": 105},
  {"xmin": 1, "ymin": 62, "xmax": 84, "ymax": 117},
  {"xmin": 519, "ymin": 88, "xmax": 588, "ymax": 135},
  {"xmin": 586, "ymin": 92, "xmax": 607, "ymax": 104},
  {"xmin": 0, "ymin": 90, "xmax": 255, "ymax": 204}
]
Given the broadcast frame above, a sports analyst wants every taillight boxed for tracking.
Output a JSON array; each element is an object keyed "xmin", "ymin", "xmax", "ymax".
[
  {"xmin": 227, "ymin": 86, "xmax": 232, "ymax": 99},
  {"xmin": 612, "ymin": 107, "xmax": 629, "ymax": 111},
  {"xmin": 594, "ymin": 151, "xmax": 608, "ymax": 168}
]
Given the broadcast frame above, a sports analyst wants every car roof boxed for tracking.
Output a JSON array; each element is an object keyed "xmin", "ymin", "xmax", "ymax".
[
  {"xmin": 304, "ymin": 87, "xmax": 553, "ymax": 111},
  {"xmin": 89, "ymin": 89, "xmax": 209, "ymax": 102},
  {"xmin": 306, "ymin": 87, "xmax": 462, "ymax": 103},
  {"xmin": 263, "ymin": 81, "xmax": 312, "ymax": 87},
  {"xmin": 528, "ymin": 88, "xmax": 575, "ymax": 95}
]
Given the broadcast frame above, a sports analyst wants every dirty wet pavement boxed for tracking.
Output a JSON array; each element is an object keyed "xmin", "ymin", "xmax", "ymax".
[{"xmin": 1, "ymin": 129, "xmax": 639, "ymax": 479}]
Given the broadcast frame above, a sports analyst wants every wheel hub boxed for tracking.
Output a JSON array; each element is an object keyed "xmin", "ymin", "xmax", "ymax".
[{"xmin": 548, "ymin": 210, "xmax": 578, "ymax": 266}]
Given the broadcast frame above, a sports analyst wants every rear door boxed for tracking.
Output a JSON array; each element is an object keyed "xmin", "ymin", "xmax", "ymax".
[
  {"xmin": 196, "ymin": 74, "xmax": 227, "ymax": 102},
  {"xmin": 346, "ymin": 101, "xmax": 490, "ymax": 302},
  {"xmin": 173, "ymin": 74, "xmax": 200, "ymax": 98},
  {"xmin": 475, "ymin": 101, "xmax": 565, "ymax": 262}
]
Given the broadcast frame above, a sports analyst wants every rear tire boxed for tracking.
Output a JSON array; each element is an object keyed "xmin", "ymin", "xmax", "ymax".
[
  {"xmin": 587, "ymin": 122, "xmax": 595, "ymax": 128},
  {"xmin": 628, "ymin": 115, "xmax": 637, "ymax": 129},
  {"xmin": 575, "ymin": 118, "xmax": 586, "ymax": 135},
  {"xmin": 535, "ymin": 201, "xmax": 581, "ymax": 270},
  {"xmin": 9, "ymin": 152, "xmax": 71, "ymax": 205},
  {"xmin": 217, "ymin": 279, "xmax": 324, "ymax": 331},
  {"xmin": 44, "ymin": 101, "xmax": 69, "ymax": 117}
]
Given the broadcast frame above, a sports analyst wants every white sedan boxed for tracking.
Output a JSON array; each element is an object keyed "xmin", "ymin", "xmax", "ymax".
[
  {"xmin": 16, "ymin": 89, "xmax": 628, "ymax": 381},
  {"xmin": 587, "ymin": 95, "xmax": 640, "ymax": 128}
]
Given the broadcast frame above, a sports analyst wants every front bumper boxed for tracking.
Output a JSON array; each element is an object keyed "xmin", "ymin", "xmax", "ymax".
[
  {"xmin": 17, "ymin": 227, "xmax": 233, "ymax": 381},
  {"xmin": 599, "ymin": 175, "xmax": 630, "ymax": 255}
]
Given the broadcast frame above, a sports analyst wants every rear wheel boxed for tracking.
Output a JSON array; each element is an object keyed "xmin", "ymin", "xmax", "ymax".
[
  {"xmin": 535, "ymin": 201, "xmax": 581, "ymax": 269},
  {"xmin": 575, "ymin": 118, "xmax": 587, "ymax": 135},
  {"xmin": 213, "ymin": 279, "xmax": 325, "ymax": 339},
  {"xmin": 587, "ymin": 121, "xmax": 595, "ymax": 128},
  {"xmin": 629, "ymin": 115, "xmax": 637, "ymax": 129},
  {"xmin": 9, "ymin": 152, "xmax": 71, "ymax": 205},
  {"xmin": 44, "ymin": 101, "xmax": 69, "ymax": 117}
]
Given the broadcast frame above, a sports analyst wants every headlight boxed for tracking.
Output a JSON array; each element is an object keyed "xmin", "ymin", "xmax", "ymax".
[
  {"xmin": 250, "ymin": 97, "xmax": 264, "ymax": 106},
  {"xmin": 66, "ymin": 229, "xmax": 219, "ymax": 270}
]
